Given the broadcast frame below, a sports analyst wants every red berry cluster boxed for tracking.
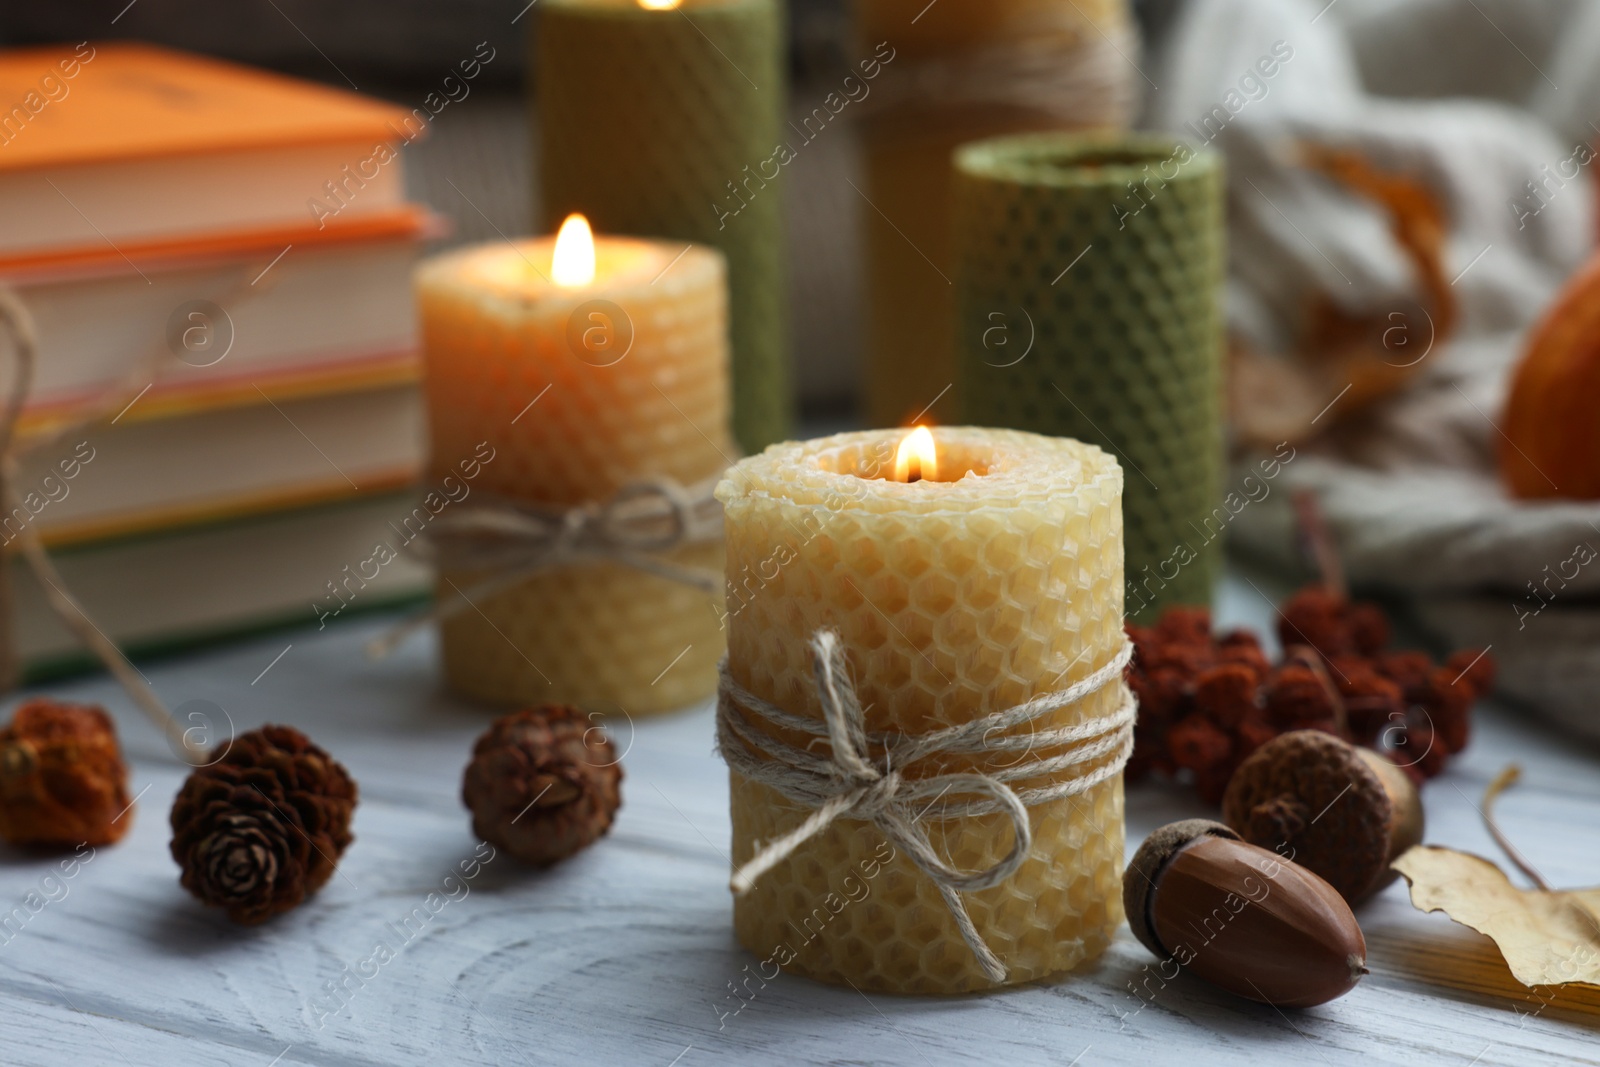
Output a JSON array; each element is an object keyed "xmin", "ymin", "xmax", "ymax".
[{"xmin": 1126, "ymin": 585, "xmax": 1495, "ymax": 804}]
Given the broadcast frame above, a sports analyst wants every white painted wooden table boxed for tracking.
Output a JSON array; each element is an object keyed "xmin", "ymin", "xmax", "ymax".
[{"xmin": 4, "ymin": 573, "xmax": 1598, "ymax": 1066}]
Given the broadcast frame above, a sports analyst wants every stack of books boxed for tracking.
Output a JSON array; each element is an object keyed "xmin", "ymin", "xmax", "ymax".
[{"xmin": 0, "ymin": 42, "xmax": 436, "ymax": 677}]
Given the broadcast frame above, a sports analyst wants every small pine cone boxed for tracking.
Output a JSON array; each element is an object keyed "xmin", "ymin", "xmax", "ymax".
[
  {"xmin": 463, "ymin": 706, "xmax": 622, "ymax": 866},
  {"xmin": 1167, "ymin": 713, "xmax": 1232, "ymax": 773},
  {"xmin": 170, "ymin": 726, "xmax": 357, "ymax": 925},
  {"xmin": 1193, "ymin": 664, "xmax": 1260, "ymax": 728},
  {"xmin": 0, "ymin": 700, "xmax": 131, "ymax": 848},
  {"xmin": 1277, "ymin": 586, "xmax": 1354, "ymax": 658},
  {"xmin": 1445, "ymin": 648, "xmax": 1496, "ymax": 700}
]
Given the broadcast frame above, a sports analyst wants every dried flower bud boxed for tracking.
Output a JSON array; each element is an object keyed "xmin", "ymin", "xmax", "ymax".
[{"xmin": 0, "ymin": 700, "xmax": 131, "ymax": 848}]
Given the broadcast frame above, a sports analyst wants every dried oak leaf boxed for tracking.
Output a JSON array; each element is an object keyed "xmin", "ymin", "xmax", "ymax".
[
  {"xmin": 1392, "ymin": 846, "xmax": 1600, "ymax": 989},
  {"xmin": 1392, "ymin": 765, "xmax": 1600, "ymax": 990}
]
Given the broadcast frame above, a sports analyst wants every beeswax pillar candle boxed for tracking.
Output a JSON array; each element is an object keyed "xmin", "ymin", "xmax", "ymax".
[
  {"xmin": 416, "ymin": 220, "xmax": 732, "ymax": 714},
  {"xmin": 856, "ymin": 0, "xmax": 1136, "ymax": 427},
  {"xmin": 717, "ymin": 427, "xmax": 1127, "ymax": 994},
  {"xmin": 955, "ymin": 133, "xmax": 1225, "ymax": 620},
  {"xmin": 537, "ymin": 0, "xmax": 791, "ymax": 454}
]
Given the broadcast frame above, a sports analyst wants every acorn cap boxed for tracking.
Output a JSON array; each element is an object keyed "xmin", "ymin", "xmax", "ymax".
[
  {"xmin": 1123, "ymin": 818, "xmax": 1240, "ymax": 958},
  {"xmin": 1221, "ymin": 730, "xmax": 1409, "ymax": 904}
]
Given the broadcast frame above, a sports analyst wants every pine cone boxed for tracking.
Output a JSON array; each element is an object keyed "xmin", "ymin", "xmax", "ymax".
[
  {"xmin": 463, "ymin": 706, "xmax": 622, "ymax": 866},
  {"xmin": 170, "ymin": 725, "xmax": 357, "ymax": 925},
  {"xmin": 0, "ymin": 699, "xmax": 131, "ymax": 848}
]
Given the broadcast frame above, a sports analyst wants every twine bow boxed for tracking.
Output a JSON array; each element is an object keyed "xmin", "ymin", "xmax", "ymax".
[
  {"xmin": 717, "ymin": 629, "xmax": 1136, "ymax": 983},
  {"xmin": 367, "ymin": 474, "xmax": 724, "ymax": 658}
]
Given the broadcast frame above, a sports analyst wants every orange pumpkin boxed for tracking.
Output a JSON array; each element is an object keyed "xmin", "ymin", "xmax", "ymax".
[{"xmin": 1502, "ymin": 251, "xmax": 1600, "ymax": 499}]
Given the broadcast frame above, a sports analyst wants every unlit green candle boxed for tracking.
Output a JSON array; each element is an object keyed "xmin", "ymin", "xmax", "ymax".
[{"xmin": 537, "ymin": 0, "xmax": 791, "ymax": 454}]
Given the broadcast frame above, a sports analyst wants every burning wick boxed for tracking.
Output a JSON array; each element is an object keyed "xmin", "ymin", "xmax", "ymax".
[
  {"xmin": 894, "ymin": 426, "xmax": 938, "ymax": 483},
  {"xmin": 552, "ymin": 213, "xmax": 596, "ymax": 288}
]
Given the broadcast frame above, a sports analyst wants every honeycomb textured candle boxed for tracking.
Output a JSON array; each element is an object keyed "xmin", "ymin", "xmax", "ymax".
[
  {"xmin": 717, "ymin": 428, "xmax": 1126, "ymax": 993},
  {"xmin": 417, "ymin": 238, "xmax": 731, "ymax": 714},
  {"xmin": 954, "ymin": 133, "xmax": 1225, "ymax": 620},
  {"xmin": 537, "ymin": 0, "xmax": 790, "ymax": 454}
]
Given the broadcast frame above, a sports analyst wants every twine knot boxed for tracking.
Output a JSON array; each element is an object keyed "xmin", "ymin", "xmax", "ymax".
[
  {"xmin": 717, "ymin": 629, "xmax": 1136, "ymax": 983},
  {"xmin": 368, "ymin": 474, "xmax": 724, "ymax": 659}
]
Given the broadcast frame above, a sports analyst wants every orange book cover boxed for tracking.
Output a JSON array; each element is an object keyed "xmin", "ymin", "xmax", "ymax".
[{"xmin": 0, "ymin": 41, "xmax": 418, "ymax": 172}]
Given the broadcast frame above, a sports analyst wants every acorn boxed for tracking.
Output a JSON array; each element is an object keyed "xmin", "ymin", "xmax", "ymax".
[
  {"xmin": 1221, "ymin": 730, "xmax": 1423, "ymax": 905},
  {"xmin": 1125, "ymin": 819, "xmax": 1368, "ymax": 1008}
]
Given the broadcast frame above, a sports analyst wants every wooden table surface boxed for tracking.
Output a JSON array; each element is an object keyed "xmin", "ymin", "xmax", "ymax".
[{"xmin": 4, "ymin": 573, "xmax": 1598, "ymax": 1067}]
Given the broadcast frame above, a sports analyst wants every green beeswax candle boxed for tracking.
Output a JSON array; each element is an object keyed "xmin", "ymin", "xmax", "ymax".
[
  {"xmin": 537, "ymin": 0, "xmax": 790, "ymax": 454},
  {"xmin": 954, "ymin": 133, "xmax": 1225, "ymax": 619}
]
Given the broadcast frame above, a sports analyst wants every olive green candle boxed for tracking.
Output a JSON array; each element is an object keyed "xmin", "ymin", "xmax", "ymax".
[
  {"xmin": 536, "ymin": 0, "xmax": 790, "ymax": 454},
  {"xmin": 954, "ymin": 133, "xmax": 1225, "ymax": 619}
]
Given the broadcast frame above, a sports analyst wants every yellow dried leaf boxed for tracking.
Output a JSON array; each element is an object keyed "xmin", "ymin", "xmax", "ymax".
[{"xmin": 1392, "ymin": 845, "xmax": 1600, "ymax": 990}]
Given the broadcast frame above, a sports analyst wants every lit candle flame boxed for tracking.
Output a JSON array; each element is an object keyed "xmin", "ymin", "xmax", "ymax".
[
  {"xmin": 893, "ymin": 426, "xmax": 938, "ymax": 483},
  {"xmin": 552, "ymin": 213, "xmax": 596, "ymax": 288},
  {"xmin": 638, "ymin": 0, "xmax": 682, "ymax": 8}
]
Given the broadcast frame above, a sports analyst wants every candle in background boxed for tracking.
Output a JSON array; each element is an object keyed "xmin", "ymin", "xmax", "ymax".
[
  {"xmin": 953, "ymin": 133, "xmax": 1225, "ymax": 621},
  {"xmin": 536, "ymin": 0, "xmax": 791, "ymax": 454},
  {"xmin": 855, "ymin": 0, "xmax": 1137, "ymax": 428},
  {"xmin": 415, "ymin": 215, "xmax": 732, "ymax": 715},
  {"xmin": 717, "ymin": 426, "xmax": 1127, "ymax": 994}
]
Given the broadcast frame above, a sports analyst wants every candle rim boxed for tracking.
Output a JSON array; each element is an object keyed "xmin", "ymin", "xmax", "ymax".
[
  {"xmin": 956, "ymin": 131, "xmax": 1221, "ymax": 190},
  {"xmin": 415, "ymin": 236, "xmax": 726, "ymax": 308},
  {"xmin": 717, "ymin": 427, "xmax": 1122, "ymax": 517}
]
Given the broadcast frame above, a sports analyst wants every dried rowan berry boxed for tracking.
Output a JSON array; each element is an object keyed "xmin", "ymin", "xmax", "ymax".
[
  {"xmin": 1168, "ymin": 714, "xmax": 1232, "ymax": 773},
  {"xmin": 1193, "ymin": 664, "xmax": 1260, "ymax": 729},
  {"xmin": 1420, "ymin": 667, "xmax": 1473, "ymax": 755},
  {"xmin": 1444, "ymin": 648, "xmax": 1496, "ymax": 700},
  {"xmin": 1233, "ymin": 715, "xmax": 1280, "ymax": 759},
  {"xmin": 1336, "ymin": 670, "xmax": 1404, "ymax": 746},
  {"xmin": 1154, "ymin": 606, "xmax": 1213, "ymax": 647},
  {"xmin": 1375, "ymin": 651, "xmax": 1433, "ymax": 699},
  {"xmin": 1277, "ymin": 587, "xmax": 1354, "ymax": 658},
  {"xmin": 1265, "ymin": 662, "xmax": 1335, "ymax": 730}
]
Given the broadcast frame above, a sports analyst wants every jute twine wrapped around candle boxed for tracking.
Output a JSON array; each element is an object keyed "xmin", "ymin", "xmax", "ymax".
[
  {"xmin": 0, "ymin": 287, "xmax": 240, "ymax": 763},
  {"xmin": 717, "ymin": 628, "xmax": 1136, "ymax": 983},
  {"xmin": 369, "ymin": 473, "xmax": 726, "ymax": 658}
]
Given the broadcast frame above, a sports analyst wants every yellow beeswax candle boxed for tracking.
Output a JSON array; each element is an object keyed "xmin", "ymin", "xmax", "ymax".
[
  {"xmin": 717, "ymin": 427, "xmax": 1126, "ymax": 994},
  {"xmin": 416, "ymin": 217, "xmax": 732, "ymax": 714}
]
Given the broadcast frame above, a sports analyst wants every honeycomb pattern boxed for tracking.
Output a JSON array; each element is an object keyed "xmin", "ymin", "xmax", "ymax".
[
  {"xmin": 857, "ymin": 0, "xmax": 1136, "ymax": 428},
  {"xmin": 717, "ymin": 428, "xmax": 1127, "ymax": 993},
  {"xmin": 537, "ymin": 0, "xmax": 792, "ymax": 454},
  {"xmin": 954, "ymin": 133, "xmax": 1225, "ymax": 620},
  {"xmin": 416, "ymin": 238, "xmax": 732, "ymax": 715}
]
